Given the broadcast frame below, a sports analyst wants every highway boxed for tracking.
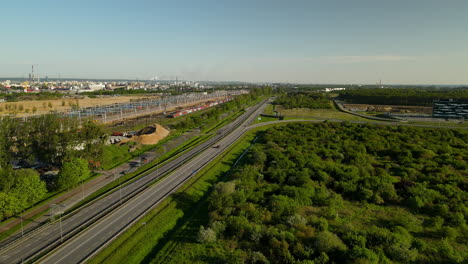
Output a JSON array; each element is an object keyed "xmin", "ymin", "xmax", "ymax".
[
  {"xmin": 0, "ymin": 99, "xmax": 269, "ymax": 264},
  {"xmin": 4, "ymin": 98, "xmax": 457, "ymax": 264},
  {"xmin": 38, "ymin": 114, "xmax": 465, "ymax": 263}
]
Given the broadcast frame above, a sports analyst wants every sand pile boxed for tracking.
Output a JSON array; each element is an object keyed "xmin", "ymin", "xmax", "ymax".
[{"xmin": 122, "ymin": 124, "xmax": 169, "ymax": 145}]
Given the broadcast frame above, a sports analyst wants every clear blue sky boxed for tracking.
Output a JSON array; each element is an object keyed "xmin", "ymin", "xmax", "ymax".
[{"xmin": 1, "ymin": 0, "xmax": 468, "ymax": 84}]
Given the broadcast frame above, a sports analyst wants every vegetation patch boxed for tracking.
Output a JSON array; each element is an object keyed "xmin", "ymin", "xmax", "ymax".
[
  {"xmin": 154, "ymin": 122, "xmax": 467, "ymax": 263},
  {"xmin": 275, "ymin": 92, "xmax": 332, "ymax": 109},
  {"xmin": 338, "ymin": 87, "xmax": 468, "ymax": 106}
]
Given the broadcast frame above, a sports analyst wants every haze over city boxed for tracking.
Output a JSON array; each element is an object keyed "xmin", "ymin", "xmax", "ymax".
[{"xmin": 1, "ymin": 0, "xmax": 468, "ymax": 84}]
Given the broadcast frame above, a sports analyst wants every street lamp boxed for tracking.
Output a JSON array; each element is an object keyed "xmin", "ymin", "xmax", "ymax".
[
  {"xmin": 81, "ymin": 182, "xmax": 85, "ymax": 201},
  {"xmin": 119, "ymin": 174, "xmax": 122, "ymax": 202},
  {"xmin": 59, "ymin": 211, "xmax": 63, "ymax": 243},
  {"xmin": 50, "ymin": 204, "xmax": 65, "ymax": 243},
  {"xmin": 20, "ymin": 211, "xmax": 24, "ymax": 238}
]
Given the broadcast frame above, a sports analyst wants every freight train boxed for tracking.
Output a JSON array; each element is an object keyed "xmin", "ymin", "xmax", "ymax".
[{"xmin": 168, "ymin": 98, "xmax": 231, "ymax": 118}]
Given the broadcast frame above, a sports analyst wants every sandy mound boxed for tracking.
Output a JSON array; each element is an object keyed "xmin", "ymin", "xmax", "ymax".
[{"xmin": 122, "ymin": 124, "xmax": 169, "ymax": 145}]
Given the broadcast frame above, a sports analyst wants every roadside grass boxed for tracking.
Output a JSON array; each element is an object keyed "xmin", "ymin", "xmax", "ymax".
[
  {"xmin": 88, "ymin": 125, "xmax": 261, "ymax": 264},
  {"xmin": 0, "ymin": 207, "xmax": 49, "ymax": 242},
  {"xmin": 203, "ymin": 96, "xmax": 265, "ymax": 134},
  {"xmin": 203, "ymin": 110, "xmax": 244, "ymax": 134},
  {"xmin": 253, "ymin": 116, "xmax": 279, "ymax": 124},
  {"xmin": 263, "ymin": 104, "xmax": 275, "ymax": 115}
]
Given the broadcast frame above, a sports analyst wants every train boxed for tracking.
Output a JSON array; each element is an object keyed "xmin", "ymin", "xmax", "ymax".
[{"xmin": 168, "ymin": 98, "xmax": 232, "ymax": 118}]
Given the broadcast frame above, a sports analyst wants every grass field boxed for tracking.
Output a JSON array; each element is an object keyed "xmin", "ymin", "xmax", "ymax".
[{"xmin": 0, "ymin": 95, "xmax": 155, "ymax": 116}]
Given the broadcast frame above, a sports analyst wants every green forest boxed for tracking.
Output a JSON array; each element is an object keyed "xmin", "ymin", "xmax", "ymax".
[
  {"xmin": 338, "ymin": 88, "xmax": 468, "ymax": 106},
  {"xmin": 193, "ymin": 123, "xmax": 467, "ymax": 263},
  {"xmin": 274, "ymin": 93, "xmax": 332, "ymax": 109}
]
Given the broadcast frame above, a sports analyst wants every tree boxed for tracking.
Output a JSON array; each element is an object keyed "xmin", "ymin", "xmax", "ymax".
[
  {"xmin": 11, "ymin": 169, "xmax": 47, "ymax": 207},
  {"xmin": 0, "ymin": 168, "xmax": 46, "ymax": 220},
  {"xmin": 314, "ymin": 231, "xmax": 347, "ymax": 253},
  {"xmin": 348, "ymin": 247, "xmax": 379, "ymax": 264},
  {"xmin": 197, "ymin": 225, "xmax": 217, "ymax": 243},
  {"xmin": 0, "ymin": 117, "xmax": 17, "ymax": 166},
  {"xmin": 0, "ymin": 192, "xmax": 21, "ymax": 219},
  {"xmin": 56, "ymin": 158, "xmax": 90, "ymax": 190},
  {"xmin": 79, "ymin": 121, "xmax": 107, "ymax": 162}
]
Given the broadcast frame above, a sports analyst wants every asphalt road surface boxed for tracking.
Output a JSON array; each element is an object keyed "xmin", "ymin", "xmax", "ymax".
[{"xmin": 0, "ymin": 99, "xmax": 269, "ymax": 264}]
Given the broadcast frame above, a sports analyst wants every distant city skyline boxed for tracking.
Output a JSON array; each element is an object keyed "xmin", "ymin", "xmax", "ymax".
[{"xmin": 1, "ymin": 0, "xmax": 468, "ymax": 84}]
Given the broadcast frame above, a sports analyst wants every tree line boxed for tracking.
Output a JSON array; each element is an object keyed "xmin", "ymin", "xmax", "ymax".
[
  {"xmin": 0, "ymin": 91, "xmax": 64, "ymax": 102},
  {"xmin": 338, "ymin": 88, "xmax": 468, "ymax": 106},
  {"xmin": 274, "ymin": 92, "xmax": 332, "ymax": 109},
  {"xmin": 195, "ymin": 123, "xmax": 467, "ymax": 263}
]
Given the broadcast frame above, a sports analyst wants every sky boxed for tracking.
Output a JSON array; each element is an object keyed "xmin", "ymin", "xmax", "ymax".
[{"xmin": 1, "ymin": 0, "xmax": 468, "ymax": 84}]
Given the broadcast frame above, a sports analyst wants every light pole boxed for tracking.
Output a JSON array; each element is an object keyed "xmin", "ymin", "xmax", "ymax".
[
  {"xmin": 20, "ymin": 212, "xmax": 24, "ymax": 238},
  {"xmin": 52, "ymin": 204, "xmax": 65, "ymax": 243},
  {"xmin": 81, "ymin": 182, "xmax": 85, "ymax": 201},
  {"xmin": 119, "ymin": 175, "xmax": 122, "ymax": 202},
  {"xmin": 59, "ymin": 211, "xmax": 63, "ymax": 243}
]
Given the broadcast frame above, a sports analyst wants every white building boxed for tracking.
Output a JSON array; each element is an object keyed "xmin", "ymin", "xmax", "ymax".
[
  {"xmin": 88, "ymin": 83, "xmax": 105, "ymax": 91},
  {"xmin": 324, "ymin": 87, "xmax": 346, "ymax": 92}
]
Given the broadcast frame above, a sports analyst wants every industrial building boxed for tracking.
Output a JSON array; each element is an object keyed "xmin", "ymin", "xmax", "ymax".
[{"xmin": 432, "ymin": 99, "xmax": 468, "ymax": 119}]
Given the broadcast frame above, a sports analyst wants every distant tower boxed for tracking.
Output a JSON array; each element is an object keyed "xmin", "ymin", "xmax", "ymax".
[{"xmin": 32, "ymin": 65, "xmax": 35, "ymax": 83}]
